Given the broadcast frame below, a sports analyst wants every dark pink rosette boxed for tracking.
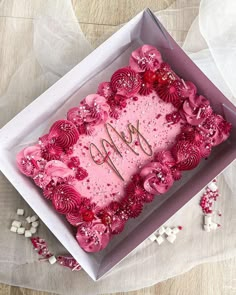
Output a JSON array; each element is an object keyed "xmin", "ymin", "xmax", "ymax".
[
  {"xmin": 171, "ymin": 140, "xmax": 201, "ymax": 171},
  {"xmin": 16, "ymin": 145, "xmax": 43, "ymax": 177},
  {"xmin": 129, "ymin": 45, "xmax": 163, "ymax": 72},
  {"xmin": 76, "ymin": 221, "xmax": 111, "ymax": 252},
  {"xmin": 48, "ymin": 120, "xmax": 79, "ymax": 148},
  {"xmin": 52, "ymin": 184, "xmax": 81, "ymax": 214},
  {"xmin": 180, "ymin": 95, "xmax": 213, "ymax": 126},
  {"xmin": 140, "ymin": 162, "xmax": 174, "ymax": 195},
  {"xmin": 110, "ymin": 67, "xmax": 141, "ymax": 97},
  {"xmin": 198, "ymin": 114, "xmax": 232, "ymax": 146}
]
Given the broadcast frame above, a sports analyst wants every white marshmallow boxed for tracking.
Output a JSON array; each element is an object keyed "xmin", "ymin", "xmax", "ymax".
[
  {"xmin": 204, "ymin": 224, "xmax": 211, "ymax": 232},
  {"xmin": 12, "ymin": 220, "xmax": 21, "ymax": 228},
  {"xmin": 10, "ymin": 226, "xmax": 18, "ymax": 233},
  {"xmin": 32, "ymin": 221, "xmax": 39, "ymax": 228},
  {"xmin": 158, "ymin": 226, "xmax": 165, "ymax": 235},
  {"xmin": 208, "ymin": 182, "xmax": 218, "ymax": 192},
  {"xmin": 149, "ymin": 234, "xmax": 157, "ymax": 242},
  {"xmin": 156, "ymin": 235, "xmax": 164, "ymax": 245},
  {"xmin": 49, "ymin": 256, "xmax": 57, "ymax": 265},
  {"xmin": 204, "ymin": 215, "xmax": 212, "ymax": 225},
  {"xmin": 210, "ymin": 222, "xmax": 218, "ymax": 230},
  {"xmin": 30, "ymin": 227, "xmax": 37, "ymax": 234},
  {"xmin": 165, "ymin": 227, "xmax": 172, "ymax": 236},
  {"xmin": 16, "ymin": 209, "xmax": 24, "ymax": 216},
  {"xmin": 30, "ymin": 215, "xmax": 38, "ymax": 223},
  {"xmin": 17, "ymin": 227, "xmax": 25, "ymax": 235},
  {"xmin": 166, "ymin": 234, "xmax": 176, "ymax": 244},
  {"xmin": 25, "ymin": 230, "xmax": 32, "ymax": 238},
  {"xmin": 26, "ymin": 216, "xmax": 32, "ymax": 223},
  {"xmin": 172, "ymin": 227, "xmax": 180, "ymax": 235}
]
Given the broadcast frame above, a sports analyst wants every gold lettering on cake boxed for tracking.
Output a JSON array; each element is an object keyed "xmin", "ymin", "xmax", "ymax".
[{"xmin": 89, "ymin": 121, "xmax": 152, "ymax": 181}]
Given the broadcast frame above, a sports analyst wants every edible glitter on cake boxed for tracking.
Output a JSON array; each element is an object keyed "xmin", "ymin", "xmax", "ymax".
[{"xmin": 16, "ymin": 45, "xmax": 232, "ymax": 252}]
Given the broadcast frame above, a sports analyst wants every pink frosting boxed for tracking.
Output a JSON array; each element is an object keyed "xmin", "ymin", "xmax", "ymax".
[
  {"xmin": 129, "ymin": 45, "xmax": 162, "ymax": 72},
  {"xmin": 76, "ymin": 221, "xmax": 111, "ymax": 252},
  {"xmin": 198, "ymin": 114, "xmax": 232, "ymax": 146},
  {"xmin": 16, "ymin": 145, "xmax": 44, "ymax": 177},
  {"xmin": 180, "ymin": 81, "xmax": 197, "ymax": 99},
  {"xmin": 140, "ymin": 162, "xmax": 174, "ymax": 195},
  {"xmin": 34, "ymin": 160, "xmax": 75, "ymax": 189},
  {"xmin": 97, "ymin": 82, "xmax": 113, "ymax": 99},
  {"xmin": 180, "ymin": 94, "xmax": 213, "ymax": 126},
  {"xmin": 67, "ymin": 94, "xmax": 110, "ymax": 134}
]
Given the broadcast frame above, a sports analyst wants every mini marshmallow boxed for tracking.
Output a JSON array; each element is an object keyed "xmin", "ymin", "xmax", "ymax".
[
  {"xmin": 17, "ymin": 227, "xmax": 25, "ymax": 235},
  {"xmin": 26, "ymin": 216, "xmax": 32, "ymax": 223},
  {"xmin": 204, "ymin": 215, "xmax": 212, "ymax": 225},
  {"xmin": 12, "ymin": 220, "xmax": 21, "ymax": 228},
  {"xmin": 208, "ymin": 182, "xmax": 218, "ymax": 192},
  {"xmin": 166, "ymin": 234, "xmax": 176, "ymax": 244},
  {"xmin": 32, "ymin": 221, "xmax": 39, "ymax": 228},
  {"xmin": 49, "ymin": 256, "xmax": 57, "ymax": 265},
  {"xmin": 158, "ymin": 226, "xmax": 165, "ymax": 236},
  {"xmin": 10, "ymin": 226, "xmax": 18, "ymax": 233},
  {"xmin": 25, "ymin": 230, "xmax": 32, "ymax": 238},
  {"xmin": 172, "ymin": 227, "xmax": 180, "ymax": 235},
  {"xmin": 210, "ymin": 222, "xmax": 218, "ymax": 230},
  {"xmin": 156, "ymin": 235, "xmax": 164, "ymax": 245},
  {"xmin": 30, "ymin": 227, "xmax": 37, "ymax": 234},
  {"xmin": 149, "ymin": 234, "xmax": 157, "ymax": 242},
  {"xmin": 30, "ymin": 215, "xmax": 38, "ymax": 223},
  {"xmin": 165, "ymin": 227, "xmax": 172, "ymax": 236},
  {"xmin": 204, "ymin": 224, "xmax": 211, "ymax": 232},
  {"xmin": 16, "ymin": 209, "xmax": 24, "ymax": 216}
]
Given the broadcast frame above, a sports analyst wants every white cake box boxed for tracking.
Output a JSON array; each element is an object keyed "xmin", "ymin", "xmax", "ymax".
[{"xmin": 0, "ymin": 9, "xmax": 236, "ymax": 281}]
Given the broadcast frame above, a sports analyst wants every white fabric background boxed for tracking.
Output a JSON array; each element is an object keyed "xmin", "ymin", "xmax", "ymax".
[{"xmin": 0, "ymin": 0, "xmax": 235, "ymax": 294}]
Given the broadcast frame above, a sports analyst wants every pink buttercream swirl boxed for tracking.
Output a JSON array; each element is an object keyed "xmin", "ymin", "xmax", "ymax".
[
  {"xmin": 140, "ymin": 162, "xmax": 174, "ymax": 195},
  {"xmin": 16, "ymin": 145, "xmax": 45, "ymax": 177},
  {"xmin": 197, "ymin": 114, "xmax": 232, "ymax": 146},
  {"xmin": 76, "ymin": 221, "xmax": 111, "ymax": 252},
  {"xmin": 34, "ymin": 160, "xmax": 75, "ymax": 189},
  {"xmin": 129, "ymin": 45, "xmax": 163, "ymax": 72},
  {"xmin": 67, "ymin": 94, "xmax": 110, "ymax": 134},
  {"xmin": 180, "ymin": 94, "xmax": 213, "ymax": 126}
]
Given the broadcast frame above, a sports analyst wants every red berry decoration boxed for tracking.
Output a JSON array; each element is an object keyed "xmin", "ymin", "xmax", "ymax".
[
  {"xmin": 143, "ymin": 70, "xmax": 157, "ymax": 83},
  {"xmin": 76, "ymin": 167, "xmax": 88, "ymax": 181},
  {"xmin": 82, "ymin": 210, "xmax": 95, "ymax": 222}
]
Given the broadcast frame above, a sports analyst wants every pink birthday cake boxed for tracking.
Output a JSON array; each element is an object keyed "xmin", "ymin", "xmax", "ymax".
[{"xmin": 16, "ymin": 45, "xmax": 232, "ymax": 252}]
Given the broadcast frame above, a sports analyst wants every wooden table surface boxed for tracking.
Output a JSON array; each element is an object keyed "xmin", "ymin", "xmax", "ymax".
[{"xmin": 0, "ymin": 1, "xmax": 236, "ymax": 294}]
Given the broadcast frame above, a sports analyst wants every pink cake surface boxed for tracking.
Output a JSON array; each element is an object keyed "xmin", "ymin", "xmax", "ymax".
[{"xmin": 16, "ymin": 45, "xmax": 232, "ymax": 252}]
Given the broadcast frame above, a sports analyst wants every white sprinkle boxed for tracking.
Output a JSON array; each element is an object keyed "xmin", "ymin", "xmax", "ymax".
[
  {"xmin": 158, "ymin": 226, "xmax": 165, "ymax": 235},
  {"xmin": 16, "ymin": 209, "xmax": 24, "ymax": 216},
  {"xmin": 26, "ymin": 216, "xmax": 32, "ymax": 223},
  {"xmin": 204, "ymin": 224, "xmax": 211, "ymax": 232},
  {"xmin": 25, "ymin": 230, "xmax": 32, "ymax": 238},
  {"xmin": 30, "ymin": 215, "xmax": 38, "ymax": 223},
  {"xmin": 156, "ymin": 235, "xmax": 165, "ymax": 245},
  {"xmin": 30, "ymin": 227, "xmax": 37, "ymax": 234},
  {"xmin": 172, "ymin": 227, "xmax": 180, "ymax": 235},
  {"xmin": 12, "ymin": 220, "xmax": 21, "ymax": 228},
  {"xmin": 149, "ymin": 234, "xmax": 157, "ymax": 242},
  {"xmin": 17, "ymin": 227, "xmax": 25, "ymax": 235},
  {"xmin": 166, "ymin": 234, "xmax": 176, "ymax": 244},
  {"xmin": 32, "ymin": 221, "xmax": 39, "ymax": 228},
  {"xmin": 10, "ymin": 226, "xmax": 18, "ymax": 233},
  {"xmin": 165, "ymin": 227, "xmax": 172, "ymax": 236},
  {"xmin": 49, "ymin": 256, "xmax": 57, "ymax": 265}
]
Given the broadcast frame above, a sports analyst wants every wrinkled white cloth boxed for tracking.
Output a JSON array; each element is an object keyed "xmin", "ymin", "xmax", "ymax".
[{"xmin": 0, "ymin": 0, "xmax": 235, "ymax": 294}]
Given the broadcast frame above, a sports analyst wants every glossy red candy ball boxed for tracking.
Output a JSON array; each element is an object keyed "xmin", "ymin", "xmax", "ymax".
[
  {"xmin": 82, "ymin": 210, "xmax": 94, "ymax": 222},
  {"xmin": 143, "ymin": 70, "xmax": 157, "ymax": 83}
]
